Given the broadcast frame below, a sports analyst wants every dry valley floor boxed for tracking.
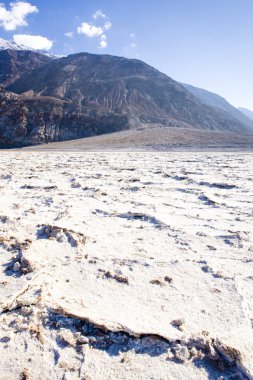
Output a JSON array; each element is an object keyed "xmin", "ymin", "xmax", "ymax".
[{"xmin": 0, "ymin": 152, "xmax": 252, "ymax": 379}]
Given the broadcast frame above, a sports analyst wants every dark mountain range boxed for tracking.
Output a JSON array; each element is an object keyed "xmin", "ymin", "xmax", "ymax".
[
  {"xmin": 238, "ymin": 107, "xmax": 253, "ymax": 121},
  {"xmin": 0, "ymin": 42, "xmax": 252, "ymax": 147}
]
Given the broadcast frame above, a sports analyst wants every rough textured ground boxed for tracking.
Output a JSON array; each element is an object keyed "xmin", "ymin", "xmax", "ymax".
[{"xmin": 0, "ymin": 152, "xmax": 252, "ymax": 380}]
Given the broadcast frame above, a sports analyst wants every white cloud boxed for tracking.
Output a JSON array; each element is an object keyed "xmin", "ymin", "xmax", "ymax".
[
  {"xmin": 93, "ymin": 10, "xmax": 106, "ymax": 19},
  {"xmin": 64, "ymin": 32, "xmax": 73, "ymax": 38},
  {"xmin": 77, "ymin": 13, "xmax": 112, "ymax": 49},
  {"xmin": 0, "ymin": 1, "xmax": 38, "ymax": 31},
  {"xmin": 99, "ymin": 39, "xmax": 107, "ymax": 49},
  {"xmin": 99, "ymin": 34, "xmax": 107, "ymax": 49},
  {"xmin": 77, "ymin": 22, "xmax": 103, "ymax": 37},
  {"xmin": 104, "ymin": 20, "xmax": 112, "ymax": 30},
  {"xmin": 13, "ymin": 34, "xmax": 53, "ymax": 50},
  {"xmin": 124, "ymin": 34, "xmax": 139, "ymax": 57},
  {"xmin": 99, "ymin": 40, "xmax": 108, "ymax": 49}
]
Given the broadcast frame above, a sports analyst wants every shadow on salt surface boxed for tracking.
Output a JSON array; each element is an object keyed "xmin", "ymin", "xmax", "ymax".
[
  {"xmin": 1, "ymin": 238, "xmax": 33, "ymax": 278},
  {"xmin": 198, "ymin": 181, "xmax": 237, "ymax": 190},
  {"xmin": 46, "ymin": 310, "xmax": 168, "ymax": 358},
  {"xmin": 3, "ymin": 258, "xmax": 21, "ymax": 278},
  {"xmin": 198, "ymin": 194, "xmax": 219, "ymax": 207},
  {"xmin": 44, "ymin": 310, "xmax": 238, "ymax": 379},
  {"xmin": 94, "ymin": 209, "xmax": 166, "ymax": 227},
  {"xmin": 192, "ymin": 357, "xmax": 232, "ymax": 380},
  {"xmin": 117, "ymin": 212, "xmax": 164, "ymax": 226}
]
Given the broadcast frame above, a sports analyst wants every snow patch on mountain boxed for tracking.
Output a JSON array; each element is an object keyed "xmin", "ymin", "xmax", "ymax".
[
  {"xmin": 0, "ymin": 37, "xmax": 27, "ymax": 50},
  {"xmin": 0, "ymin": 37, "xmax": 61, "ymax": 58}
]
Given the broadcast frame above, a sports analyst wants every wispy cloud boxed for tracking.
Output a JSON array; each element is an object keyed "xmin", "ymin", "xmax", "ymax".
[
  {"xmin": 64, "ymin": 32, "xmax": 74, "ymax": 38},
  {"xmin": 104, "ymin": 21, "xmax": 112, "ymax": 31},
  {"xmin": 124, "ymin": 33, "xmax": 139, "ymax": 58},
  {"xmin": 99, "ymin": 34, "xmax": 107, "ymax": 49},
  {"xmin": 0, "ymin": 1, "xmax": 38, "ymax": 31},
  {"xmin": 93, "ymin": 10, "xmax": 106, "ymax": 20},
  {"xmin": 13, "ymin": 34, "xmax": 53, "ymax": 50}
]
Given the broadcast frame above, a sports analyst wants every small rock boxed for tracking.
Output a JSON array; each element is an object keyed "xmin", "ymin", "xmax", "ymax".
[
  {"xmin": 0, "ymin": 336, "xmax": 11, "ymax": 343},
  {"xmin": 150, "ymin": 279, "xmax": 164, "ymax": 286},
  {"xmin": 58, "ymin": 330, "xmax": 76, "ymax": 347},
  {"xmin": 171, "ymin": 318, "xmax": 185, "ymax": 330},
  {"xmin": 175, "ymin": 346, "xmax": 190, "ymax": 363},
  {"xmin": 166, "ymin": 349, "xmax": 174, "ymax": 359},
  {"xmin": 174, "ymin": 345, "xmax": 190, "ymax": 362},
  {"xmin": 77, "ymin": 336, "xmax": 89, "ymax": 345},
  {"xmin": 87, "ymin": 336, "xmax": 97, "ymax": 344},
  {"xmin": 207, "ymin": 245, "xmax": 217, "ymax": 251},
  {"xmin": 190, "ymin": 347, "xmax": 198, "ymax": 357},
  {"xmin": 20, "ymin": 368, "xmax": 30, "ymax": 380},
  {"xmin": 13, "ymin": 261, "xmax": 21, "ymax": 272},
  {"xmin": 103, "ymin": 271, "xmax": 129, "ymax": 284},
  {"xmin": 0, "ymin": 215, "xmax": 10, "ymax": 224}
]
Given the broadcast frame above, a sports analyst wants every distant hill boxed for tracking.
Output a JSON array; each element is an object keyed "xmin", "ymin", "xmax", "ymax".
[
  {"xmin": 182, "ymin": 83, "xmax": 253, "ymax": 130},
  {"xmin": 0, "ymin": 38, "xmax": 252, "ymax": 147},
  {"xmin": 238, "ymin": 107, "xmax": 253, "ymax": 121}
]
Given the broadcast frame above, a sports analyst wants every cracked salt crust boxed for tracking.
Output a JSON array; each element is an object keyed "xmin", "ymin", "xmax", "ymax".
[{"xmin": 0, "ymin": 152, "xmax": 252, "ymax": 379}]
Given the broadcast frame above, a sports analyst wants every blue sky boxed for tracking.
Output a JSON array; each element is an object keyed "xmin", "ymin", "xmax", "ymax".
[{"xmin": 0, "ymin": 0, "xmax": 252, "ymax": 109}]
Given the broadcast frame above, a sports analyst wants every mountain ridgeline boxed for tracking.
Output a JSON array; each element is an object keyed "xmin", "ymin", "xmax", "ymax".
[
  {"xmin": 182, "ymin": 83, "xmax": 253, "ymax": 130},
  {"xmin": 0, "ymin": 44, "xmax": 252, "ymax": 147},
  {"xmin": 238, "ymin": 107, "xmax": 253, "ymax": 122}
]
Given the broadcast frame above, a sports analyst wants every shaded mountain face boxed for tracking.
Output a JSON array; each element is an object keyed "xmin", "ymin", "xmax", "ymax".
[
  {"xmin": 238, "ymin": 107, "xmax": 253, "ymax": 122},
  {"xmin": 0, "ymin": 88, "xmax": 128, "ymax": 148},
  {"xmin": 0, "ymin": 49, "xmax": 51, "ymax": 87},
  {"xmin": 8, "ymin": 53, "xmax": 251, "ymax": 131},
  {"xmin": 182, "ymin": 83, "xmax": 253, "ymax": 130},
  {"xmin": 0, "ymin": 49, "xmax": 252, "ymax": 147}
]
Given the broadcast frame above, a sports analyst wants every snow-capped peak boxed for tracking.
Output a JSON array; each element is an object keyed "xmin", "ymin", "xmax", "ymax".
[
  {"xmin": 0, "ymin": 37, "xmax": 61, "ymax": 58},
  {"xmin": 0, "ymin": 37, "xmax": 28, "ymax": 51}
]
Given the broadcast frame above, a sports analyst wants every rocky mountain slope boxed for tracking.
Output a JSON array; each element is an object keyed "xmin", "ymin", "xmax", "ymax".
[
  {"xmin": 238, "ymin": 107, "xmax": 253, "ymax": 121},
  {"xmin": 8, "ymin": 53, "xmax": 251, "ymax": 133},
  {"xmin": 182, "ymin": 83, "xmax": 253, "ymax": 130},
  {"xmin": 0, "ymin": 88, "xmax": 128, "ymax": 148},
  {"xmin": 0, "ymin": 40, "xmax": 252, "ymax": 147},
  {"xmin": 0, "ymin": 49, "xmax": 51, "ymax": 87}
]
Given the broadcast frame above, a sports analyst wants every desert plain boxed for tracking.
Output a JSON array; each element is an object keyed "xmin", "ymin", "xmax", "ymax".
[{"xmin": 0, "ymin": 151, "xmax": 253, "ymax": 379}]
